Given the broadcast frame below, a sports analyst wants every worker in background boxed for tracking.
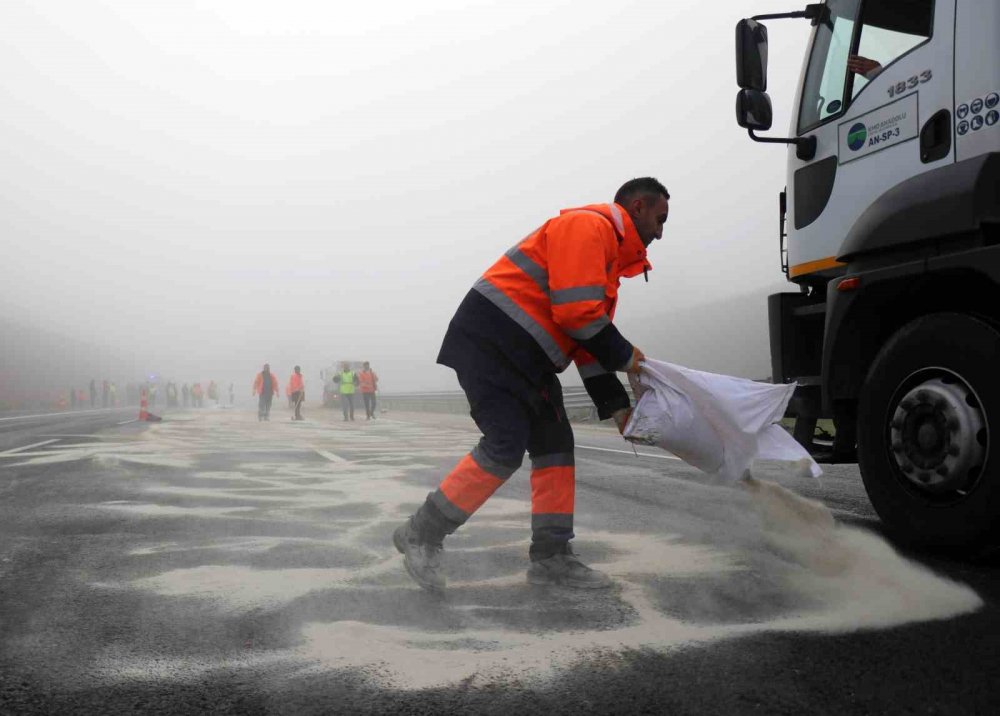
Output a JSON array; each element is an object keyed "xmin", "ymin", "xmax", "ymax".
[
  {"xmin": 228, "ymin": 382, "xmax": 235, "ymax": 406},
  {"xmin": 334, "ymin": 362, "xmax": 359, "ymax": 421},
  {"xmin": 191, "ymin": 382, "xmax": 203, "ymax": 408},
  {"xmin": 102, "ymin": 380, "xmax": 109, "ymax": 408},
  {"xmin": 358, "ymin": 362, "xmax": 379, "ymax": 420},
  {"xmin": 89, "ymin": 379, "xmax": 97, "ymax": 408},
  {"xmin": 394, "ymin": 177, "xmax": 669, "ymax": 593},
  {"xmin": 289, "ymin": 365, "xmax": 305, "ymax": 421},
  {"xmin": 208, "ymin": 380, "xmax": 218, "ymax": 406},
  {"xmin": 253, "ymin": 363, "xmax": 279, "ymax": 421},
  {"xmin": 182, "ymin": 383, "xmax": 190, "ymax": 408},
  {"xmin": 110, "ymin": 382, "xmax": 118, "ymax": 407}
]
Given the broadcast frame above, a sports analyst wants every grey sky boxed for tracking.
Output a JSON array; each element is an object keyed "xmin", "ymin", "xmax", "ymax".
[{"xmin": 1, "ymin": 1, "xmax": 811, "ymax": 394}]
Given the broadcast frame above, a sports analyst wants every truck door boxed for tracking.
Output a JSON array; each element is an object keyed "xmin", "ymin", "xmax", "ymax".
[{"xmin": 786, "ymin": 0, "xmax": 952, "ymax": 280}]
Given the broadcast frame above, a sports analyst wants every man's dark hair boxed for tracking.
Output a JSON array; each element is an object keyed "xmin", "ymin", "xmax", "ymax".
[{"xmin": 614, "ymin": 177, "xmax": 670, "ymax": 206}]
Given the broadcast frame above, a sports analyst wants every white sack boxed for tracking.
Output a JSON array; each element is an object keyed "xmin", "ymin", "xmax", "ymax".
[{"xmin": 622, "ymin": 358, "xmax": 822, "ymax": 483}]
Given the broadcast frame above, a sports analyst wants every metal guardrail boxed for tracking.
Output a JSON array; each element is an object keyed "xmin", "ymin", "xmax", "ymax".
[{"xmin": 379, "ymin": 384, "xmax": 635, "ymax": 423}]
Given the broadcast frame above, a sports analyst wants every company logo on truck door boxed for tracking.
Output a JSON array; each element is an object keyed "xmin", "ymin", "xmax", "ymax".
[
  {"xmin": 838, "ymin": 93, "xmax": 918, "ymax": 164},
  {"xmin": 847, "ymin": 123, "xmax": 867, "ymax": 151},
  {"xmin": 854, "ymin": 114, "xmax": 905, "ymax": 148}
]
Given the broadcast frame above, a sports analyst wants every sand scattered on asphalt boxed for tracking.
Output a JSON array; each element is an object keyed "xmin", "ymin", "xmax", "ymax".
[
  {"xmin": 744, "ymin": 477, "xmax": 983, "ymax": 631},
  {"xmin": 289, "ymin": 478, "xmax": 983, "ymax": 690},
  {"xmin": 295, "ymin": 533, "xmax": 738, "ymax": 689},
  {"xmin": 92, "ymin": 502, "xmax": 256, "ymax": 519},
  {"xmin": 128, "ymin": 536, "xmax": 341, "ymax": 557},
  {"xmin": 130, "ymin": 565, "xmax": 374, "ymax": 608},
  {"xmin": 76, "ymin": 412, "xmax": 983, "ymax": 691}
]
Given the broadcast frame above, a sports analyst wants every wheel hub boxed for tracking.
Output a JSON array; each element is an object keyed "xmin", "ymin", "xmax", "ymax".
[{"xmin": 890, "ymin": 375, "xmax": 987, "ymax": 494}]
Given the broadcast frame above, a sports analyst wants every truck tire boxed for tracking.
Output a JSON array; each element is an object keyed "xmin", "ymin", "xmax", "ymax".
[{"xmin": 858, "ymin": 313, "xmax": 999, "ymax": 550}]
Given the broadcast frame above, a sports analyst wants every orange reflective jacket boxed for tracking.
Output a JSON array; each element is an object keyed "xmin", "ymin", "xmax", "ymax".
[
  {"xmin": 473, "ymin": 203, "xmax": 649, "ymax": 375},
  {"xmin": 288, "ymin": 373, "xmax": 304, "ymax": 393},
  {"xmin": 253, "ymin": 372, "xmax": 280, "ymax": 395},
  {"xmin": 358, "ymin": 370, "xmax": 377, "ymax": 393}
]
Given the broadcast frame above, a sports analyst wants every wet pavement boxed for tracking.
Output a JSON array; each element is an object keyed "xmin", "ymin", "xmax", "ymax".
[{"xmin": 0, "ymin": 406, "xmax": 997, "ymax": 714}]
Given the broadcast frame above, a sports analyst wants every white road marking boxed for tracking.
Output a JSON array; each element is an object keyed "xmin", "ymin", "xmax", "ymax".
[
  {"xmin": 39, "ymin": 434, "xmax": 102, "ymax": 438},
  {"xmin": 314, "ymin": 448, "xmax": 348, "ymax": 464},
  {"xmin": 0, "ymin": 438, "xmax": 60, "ymax": 456},
  {"xmin": 577, "ymin": 444, "xmax": 680, "ymax": 460},
  {"xmin": 0, "ymin": 409, "xmax": 124, "ymax": 422},
  {"xmin": 117, "ymin": 419, "xmax": 138, "ymax": 425}
]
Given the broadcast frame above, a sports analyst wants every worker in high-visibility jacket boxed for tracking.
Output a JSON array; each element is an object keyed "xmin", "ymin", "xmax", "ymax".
[
  {"xmin": 252, "ymin": 363, "xmax": 280, "ymax": 421},
  {"xmin": 394, "ymin": 177, "xmax": 669, "ymax": 592},
  {"xmin": 288, "ymin": 365, "xmax": 305, "ymax": 421},
  {"xmin": 358, "ymin": 362, "xmax": 378, "ymax": 420},
  {"xmin": 333, "ymin": 363, "xmax": 359, "ymax": 421}
]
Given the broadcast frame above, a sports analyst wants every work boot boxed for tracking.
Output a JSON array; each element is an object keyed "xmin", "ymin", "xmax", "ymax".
[
  {"xmin": 526, "ymin": 546, "xmax": 612, "ymax": 589},
  {"xmin": 393, "ymin": 517, "xmax": 445, "ymax": 593}
]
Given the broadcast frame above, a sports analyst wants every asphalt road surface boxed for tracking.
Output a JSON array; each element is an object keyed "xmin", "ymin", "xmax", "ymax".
[{"xmin": 1, "ymin": 405, "xmax": 997, "ymax": 715}]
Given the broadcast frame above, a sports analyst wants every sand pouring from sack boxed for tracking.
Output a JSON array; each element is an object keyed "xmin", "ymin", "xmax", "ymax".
[{"xmin": 741, "ymin": 474, "xmax": 983, "ymax": 630}]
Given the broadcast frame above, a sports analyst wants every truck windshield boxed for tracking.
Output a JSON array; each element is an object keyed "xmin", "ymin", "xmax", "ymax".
[{"xmin": 798, "ymin": 0, "xmax": 862, "ymax": 134}]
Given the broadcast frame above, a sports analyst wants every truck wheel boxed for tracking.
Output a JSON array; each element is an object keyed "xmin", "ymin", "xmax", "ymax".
[{"xmin": 858, "ymin": 313, "xmax": 999, "ymax": 549}]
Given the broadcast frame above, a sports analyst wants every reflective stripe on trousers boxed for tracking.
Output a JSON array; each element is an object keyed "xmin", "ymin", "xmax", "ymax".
[
  {"xmin": 529, "ymin": 452, "xmax": 574, "ymax": 543},
  {"xmin": 426, "ymin": 371, "xmax": 575, "ymax": 549}
]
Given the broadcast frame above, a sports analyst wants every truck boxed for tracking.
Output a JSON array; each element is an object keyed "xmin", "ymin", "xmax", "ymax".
[{"xmin": 734, "ymin": 0, "xmax": 1000, "ymax": 549}]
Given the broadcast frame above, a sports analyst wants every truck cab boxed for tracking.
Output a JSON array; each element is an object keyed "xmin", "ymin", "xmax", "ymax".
[{"xmin": 736, "ymin": 0, "xmax": 1000, "ymax": 549}]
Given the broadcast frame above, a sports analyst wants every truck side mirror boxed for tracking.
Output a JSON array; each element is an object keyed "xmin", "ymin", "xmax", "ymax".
[
  {"xmin": 736, "ymin": 19, "xmax": 768, "ymax": 91},
  {"xmin": 736, "ymin": 89, "xmax": 773, "ymax": 131}
]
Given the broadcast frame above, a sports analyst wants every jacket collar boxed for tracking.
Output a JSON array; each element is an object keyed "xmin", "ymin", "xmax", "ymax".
[{"xmin": 560, "ymin": 203, "xmax": 652, "ymax": 279}]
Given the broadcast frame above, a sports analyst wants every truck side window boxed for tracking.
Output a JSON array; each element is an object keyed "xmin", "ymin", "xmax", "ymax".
[
  {"xmin": 798, "ymin": 0, "xmax": 862, "ymax": 134},
  {"xmin": 851, "ymin": 0, "xmax": 934, "ymax": 98}
]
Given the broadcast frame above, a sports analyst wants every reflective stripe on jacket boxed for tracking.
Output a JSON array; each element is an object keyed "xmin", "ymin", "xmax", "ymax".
[{"xmin": 472, "ymin": 202, "xmax": 650, "ymax": 375}]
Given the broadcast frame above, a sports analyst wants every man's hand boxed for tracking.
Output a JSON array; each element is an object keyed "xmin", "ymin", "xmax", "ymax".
[
  {"xmin": 612, "ymin": 407, "xmax": 633, "ymax": 435},
  {"xmin": 623, "ymin": 346, "xmax": 646, "ymax": 374},
  {"xmin": 627, "ymin": 370, "xmax": 650, "ymax": 401},
  {"xmin": 847, "ymin": 55, "xmax": 882, "ymax": 79}
]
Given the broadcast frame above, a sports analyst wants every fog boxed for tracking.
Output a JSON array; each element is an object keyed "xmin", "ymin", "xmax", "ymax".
[{"xmin": 1, "ymin": 0, "xmax": 810, "ymax": 404}]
